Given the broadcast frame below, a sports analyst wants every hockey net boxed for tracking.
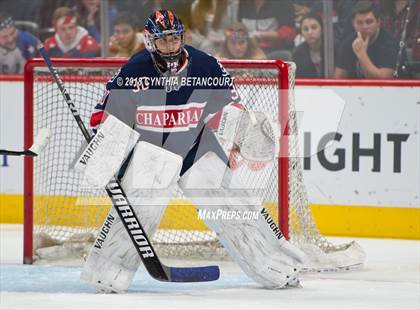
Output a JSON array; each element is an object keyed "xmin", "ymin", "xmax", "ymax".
[{"xmin": 23, "ymin": 58, "xmax": 365, "ymax": 271}]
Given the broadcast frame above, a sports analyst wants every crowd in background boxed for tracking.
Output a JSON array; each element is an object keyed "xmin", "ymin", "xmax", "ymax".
[{"xmin": 0, "ymin": 0, "xmax": 419, "ymax": 78}]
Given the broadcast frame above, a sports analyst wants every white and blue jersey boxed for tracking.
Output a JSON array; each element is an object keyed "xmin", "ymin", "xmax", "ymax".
[
  {"xmin": 90, "ymin": 45, "xmax": 240, "ymax": 174},
  {"xmin": 0, "ymin": 30, "xmax": 38, "ymax": 74}
]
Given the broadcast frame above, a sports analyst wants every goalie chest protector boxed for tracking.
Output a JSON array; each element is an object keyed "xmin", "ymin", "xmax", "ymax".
[{"xmin": 92, "ymin": 45, "xmax": 240, "ymax": 171}]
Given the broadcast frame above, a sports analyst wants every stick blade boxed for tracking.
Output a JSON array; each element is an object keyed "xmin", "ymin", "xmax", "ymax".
[
  {"xmin": 169, "ymin": 265, "xmax": 220, "ymax": 282},
  {"xmin": 29, "ymin": 128, "xmax": 51, "ymax": 155}
]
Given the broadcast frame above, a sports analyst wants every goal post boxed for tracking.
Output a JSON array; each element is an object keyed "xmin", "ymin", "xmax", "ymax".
[{"xmin": 23, "ymin": 58, "xmax": 365, "ymax": 271}]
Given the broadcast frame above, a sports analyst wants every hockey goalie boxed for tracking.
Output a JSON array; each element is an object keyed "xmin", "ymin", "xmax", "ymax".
[{"xmin": 76, "ymin": 10, "xmax": 305, "ymax": 293}]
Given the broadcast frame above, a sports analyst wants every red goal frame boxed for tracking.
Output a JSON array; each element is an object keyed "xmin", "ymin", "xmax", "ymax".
[{"xmin": 23, "ymin": 58, "xmax": 292, "ymax": 264}]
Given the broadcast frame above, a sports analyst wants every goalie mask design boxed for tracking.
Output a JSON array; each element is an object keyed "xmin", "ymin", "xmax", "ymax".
[{"xmin": 144, "ymin": 10, "xmax": 185, "ymax": 74}]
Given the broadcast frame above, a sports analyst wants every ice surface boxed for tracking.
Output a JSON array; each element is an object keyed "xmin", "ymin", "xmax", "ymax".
[{"xmin": 1, "ymin": 224, "xmax": 419, "ymax": 310}]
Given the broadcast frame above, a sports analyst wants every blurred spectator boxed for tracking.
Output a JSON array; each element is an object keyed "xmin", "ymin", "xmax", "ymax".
[
  {"xmin": 380, "ymin": 0, "xmax": 419, "ymax": 48},
  {"xmin": 184, "ymin": 27, "xmax": 216, "ymax": 55},
  {"xmin": 0, "ymin": 14, "xmax": 38, "ymax": 74},
  {"xmin": 177, "ymin": 9, "xmax": 216, "ymax": 55},
  {"xmin": 292, "ymin": 13, "xmax": 324, "ymax": 78},
  {"xmin": 159, "ymin": 0, "xmax": 196, "ymax": 34},
  {"xmin": 294, "ymin": 0, "xmax": 312, "ymax": 24},
  {"xmin": 44, "ymin": 7, "xmax": 100, "ymax": 58},
  {"xmin": 332, "ymin": 0, "xmax": 358, "ymax": 45},
  {"xmin": 238, "ymin": 0, "xmax": 296, "ymax": 58},
  {"xmin": 335, "ymin": 0, "xmax": 400, "ymax": 79},
  {"xmin": 379, "ymin": 0, "xmax": 419, "ymax": 71},
  {"xmin": 216, "ymin": 22, "xmax": 265, "ymax": 59},
  {"xmin": 114, "ymin": 0, "xmax": 162, "ymax": 25},
  {"xmin": 190, "ymin": 0, "xmax": 238, "ymax": 48},
  {"xmin": 114, "ymin": 0, "xmax": 195, "ymax": 30},
  {"xmin": 114, "ymin": 0, "xmax": 156, "ymax": 11},
  {"xmin": 0, "ymin": 0, "xmax": 40, "ymax": 24},
  {"xmin": 109, "ymin": 12, "xmax": 144, "ymax": 58},
  {"xmin": 310, "ymin": 0, "xmax": 356, "ymax": 47},
  {"xmin": 36, "ymin": 0, "xmax": 75, "ymax": 29},
  {"xmin": 293, "ymin": 0, "xmax": 312, "ymax": 46},
  {"xmin": 73, "ymin": 0, "xmax": 118, "ymax": 43}
]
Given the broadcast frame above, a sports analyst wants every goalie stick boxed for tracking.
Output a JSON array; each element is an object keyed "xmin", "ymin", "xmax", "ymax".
[
  {"xmin": 0, "ymin": 128, "xmax": 50, "ymax": 157},
  {"xmin": 37, "ymin": 46, "xmax": 219, "ymax": 283}
]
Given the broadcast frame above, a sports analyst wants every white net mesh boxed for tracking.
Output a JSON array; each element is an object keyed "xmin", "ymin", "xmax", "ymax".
[
  {"xmin": 26, "ymin": 60, "xmax": 365, "ymax": 270},
  {"xmin": 284, "ymin": 63, "xmax": 365, "ymax": 271}
]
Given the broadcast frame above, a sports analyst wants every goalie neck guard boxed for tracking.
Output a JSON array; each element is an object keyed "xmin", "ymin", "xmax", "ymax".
[{"xmin": 144, "ymin": 10, "xmax": 185, "ymax": 74}]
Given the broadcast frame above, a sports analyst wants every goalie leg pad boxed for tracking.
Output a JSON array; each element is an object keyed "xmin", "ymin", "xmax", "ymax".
[
  {"xmin": 74, "ymin": 114, "xmax": 140, "ymax": 188},
  {"xmin": 179, "ymin": 152, "xmax": 305, "ymax": 288},
  {"xmin": 81, "ymin": 142, "xmax": 182, "ymax": 292}
]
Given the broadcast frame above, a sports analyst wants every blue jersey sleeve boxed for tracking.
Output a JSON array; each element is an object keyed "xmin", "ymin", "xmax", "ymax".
[
  {"xmin": 91, "ymin": 50, "xmax": 152, "ymax": 131},
  {"xmin": 206, "ymin": 57, "xmax": 241, "ymax": 115},
  {"xmin": 17, "ymin": 30, "xmax": 39, "ymax": 60}
]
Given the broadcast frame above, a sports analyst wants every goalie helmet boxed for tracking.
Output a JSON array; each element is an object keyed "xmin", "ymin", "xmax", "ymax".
[{"xmin": 144, "ymin": 10, "xmax": 185, "ymax": 73}]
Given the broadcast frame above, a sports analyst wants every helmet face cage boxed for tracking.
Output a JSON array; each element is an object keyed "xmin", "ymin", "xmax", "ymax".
[{"xmin": 144, "ymin": 10, "xmax": 185, "ymax": 72}]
